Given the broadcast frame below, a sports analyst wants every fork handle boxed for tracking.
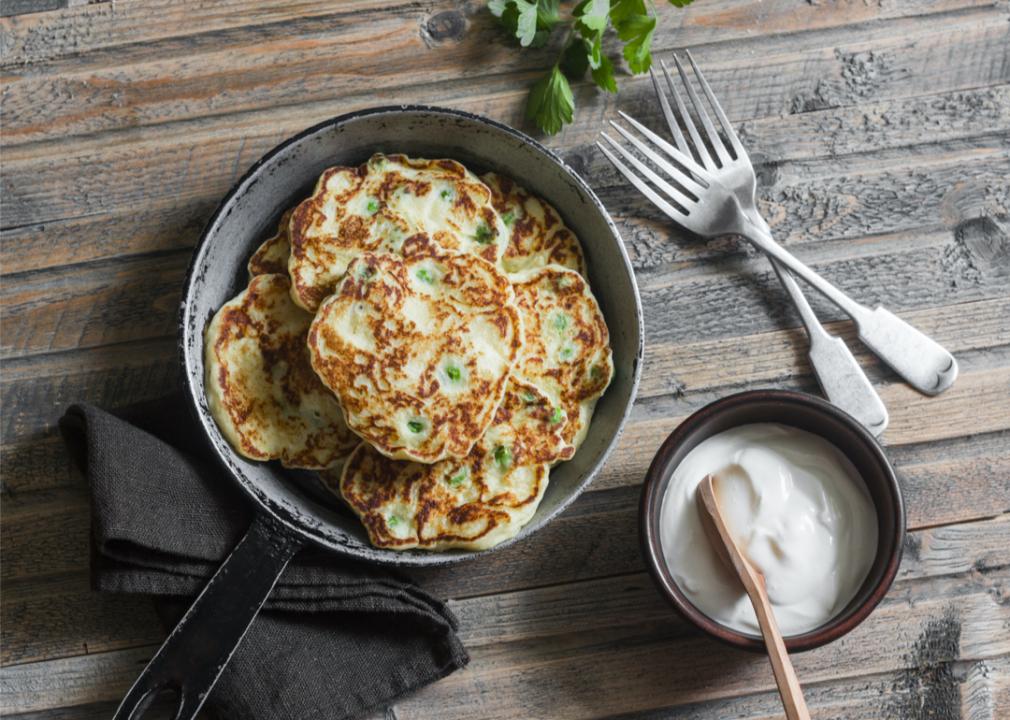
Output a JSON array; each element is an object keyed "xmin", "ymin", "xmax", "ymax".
[
  {"xmin": 745, "ymin": 224, "xmax": 958, "ymax": 395},
  {"xmin": 770, "ymin": 260, "xmax": 889, "ymax": 435}
]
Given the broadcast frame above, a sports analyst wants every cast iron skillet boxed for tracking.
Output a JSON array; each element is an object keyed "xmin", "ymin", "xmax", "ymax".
[{"xmin": 114, "ymin": 106, "xmax": 643, "ymax": 719}]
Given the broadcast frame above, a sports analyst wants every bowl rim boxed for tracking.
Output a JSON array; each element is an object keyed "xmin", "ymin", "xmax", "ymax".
[
  {"xmin": 639, "ymin": 389, "xmax": 905, "ymax": 652},
  {"xmin": 178, "ymin": 104, "xmax": 645, "ymax": 566}
]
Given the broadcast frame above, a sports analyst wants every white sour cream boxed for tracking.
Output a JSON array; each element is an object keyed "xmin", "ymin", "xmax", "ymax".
[{"xmin": 660, "ymin": 423, "xmax": 878, "ymax": 636}]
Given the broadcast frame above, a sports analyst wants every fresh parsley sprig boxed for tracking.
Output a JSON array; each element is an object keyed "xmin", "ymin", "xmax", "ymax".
[{"xmin": 489, "ymin": 0, "xmax": 694, "ymax": 135}]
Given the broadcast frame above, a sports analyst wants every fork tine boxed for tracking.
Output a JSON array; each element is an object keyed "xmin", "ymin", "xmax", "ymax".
[
  {"xmin": 600, "ymin": 132, "xmax": 697, "ymax": 208},
  {"xmin": 608, "ymin": 120, "xmax": 708, "ymax": 197},
  {"xmin": 616, "ymin": 111, "xmax": 712, "ymax": 186},
  {"xmin": 671, "ymin": 55, "xmax": 733, "ymax": 167},
  {"xmin": 684, "ymin": 49, "xmax": 744, "ymax": 157},
  {"xmin": 649, "ymin": 67, "xmax": 691, "ymax": 157},
  {"xmin": 660, "ymin": 59, "xmax": 714, "ymax": 170},
  {"xmin": 596, "ymin": 137, "xmax": 691, "ymax": 223}
]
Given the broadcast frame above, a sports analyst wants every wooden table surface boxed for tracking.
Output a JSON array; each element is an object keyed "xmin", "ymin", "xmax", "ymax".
[{"xmin": 2, "ymin": 0, "xmax": 1009, "ymax": 717}]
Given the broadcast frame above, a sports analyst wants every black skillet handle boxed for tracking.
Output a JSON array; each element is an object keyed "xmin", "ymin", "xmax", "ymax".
[{"xmin": 112, "ymin": 513, "xmax": 304, "ymax": 720}]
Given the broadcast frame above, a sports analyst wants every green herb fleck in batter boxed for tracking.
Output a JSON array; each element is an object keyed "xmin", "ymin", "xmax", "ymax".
[
  {"xmin": 494, "ymin": 445, "xmax": 513, "ymax": 470},
  {"xmin": 474, "ymin": 223, "xmax": 495, "ymax": 245}
]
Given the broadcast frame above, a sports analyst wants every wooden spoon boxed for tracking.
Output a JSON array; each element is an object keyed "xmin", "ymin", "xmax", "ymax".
[{"xmin": 696, "ymin": 474, "xmax": 811, "ymax": 720}]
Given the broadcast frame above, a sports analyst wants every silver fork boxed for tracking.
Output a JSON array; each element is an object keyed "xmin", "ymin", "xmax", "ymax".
[
  {"xmin": 647, "ymin": 53, "xmax": 887, "ymax": 435},
  {"xmin": 597, "ymin": 52, "xmax": 958, "ymax": 416}
]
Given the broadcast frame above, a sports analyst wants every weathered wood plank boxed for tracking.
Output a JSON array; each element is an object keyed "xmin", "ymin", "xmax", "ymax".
[
  {"xmin": 2, "ymin": 288, "xmax": 1007, "ymax": 453},
  {"xmin": 1, "ymin": 294, "xmax": 1004, "ymax": 477},
  {"xmin": 620, "ymin": 145, "xmax": 1010, "ymax": 280},
  {"xmin": 3, "ymin": 546, "xmax": 1005, "ymax": 716},
  {"xmin": 596, "ymin": 657, "xmax": 1009, "ymax": 720},
  {"xmin": 602, "ymin": 359, "xmax": 1010, "ymax": 493},
  {"xmin": 638, "ymin": 231, "xmax": 1010, "ymax": 350},
  {"xmin": 0, "ymin": 202, "xmax": 213, "ymax": 275},
  {"xmin": 1, "ymin": 487, "xmax": 91, "ymax": 584},
  {"xmin": 396, "ymin": 570, "xmax": 1010, "ymax": 720},
  {"xmin": 2, "ymin": 319, "xmax": 1007, "ymax": 503},
  {"xmin": 4, "ymin": 654, "xmax": 1006, "ymax": 720},
  {"xmin": 0, "ymin": 646, "xmax": 154, "ymax": 715},
  {"xmin": 2, "ymin": 699, "xmax": 203, "ymax": 720},
  {"xmin": 4, "ymin": 84, "xmax": 1008, "ymax": 276},
  {"xmin": 3, "ymin": 0, "xmax": 1002, "ymax": 147},
  {"xmin": 2, "ymin": 0, "xmax": 986, "ymax": 69},
  {"xmin": 0, "ymin": 253, "xmax": 190, "ymax": 359},
  {"xmin": 410, "ymin": 450, "xmax": 1010, "ymax": 598},
  {"xmin": 0, "ymin": 0, "xmax": 457, "ymax": 67},
  {"xmin": 0, "ymin": 0, "xmax": 76, "ymax": 19},
  {"xmin": 5, "ymin": 476, "xmax": 1007, "ymax": 666},
  {"xmin": 4, "ymin": 13, "xmax": 1009, "ymax": 227},
  {"xmin": 1, "ymin": 338, "xmax": 178, "ymax": 444},
  {"xmin": 447, "ymin": 514, "xmax": 1010, "ymax": 648},
  {"xmin": 1, "ymin": 436, "xmax": 78, "ymax": 496},
  {"xmin": 1, "ymin": 574, "xmax": 162, "ymax": 666},
  {"xmin": 639, "ymin": 296, "xmax": 1010, "ymax": 401}
]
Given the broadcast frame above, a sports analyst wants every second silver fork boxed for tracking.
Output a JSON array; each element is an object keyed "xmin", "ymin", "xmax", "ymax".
[
  {"xmin": 647, "ymin": 52, "xmax": 888, "ymax": 435},
  {"xmin": 599, "ymin": 54, "xmax": 959, "ymax": 413}
]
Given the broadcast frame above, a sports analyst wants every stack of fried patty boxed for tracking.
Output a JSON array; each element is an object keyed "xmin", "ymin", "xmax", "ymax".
[{"xmin": 206, "ymin": 154, "xmax": 613, "ymax": 551}]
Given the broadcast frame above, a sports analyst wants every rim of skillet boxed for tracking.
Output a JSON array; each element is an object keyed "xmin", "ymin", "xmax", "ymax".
[
  {"xmin": 639, "ymin": 389, "xmax": 905, "ymax": 652},
  {"xmin": 179, "ymin": 104, "xmax": 645, "ymax": 566}
]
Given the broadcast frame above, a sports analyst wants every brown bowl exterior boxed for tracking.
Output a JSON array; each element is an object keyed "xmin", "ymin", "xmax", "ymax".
[{"xmin": 640, "ymin": 389, "xmax": 905, "ymax": 652}]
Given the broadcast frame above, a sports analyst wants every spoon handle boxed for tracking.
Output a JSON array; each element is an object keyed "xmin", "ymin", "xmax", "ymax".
[
  {"xmin": 696, "ymin": 476, "xmax": 811, "ymax": 720},
  {"xmin": 748, "ymin": 574, "xmax": 811, "ymax": 720}
]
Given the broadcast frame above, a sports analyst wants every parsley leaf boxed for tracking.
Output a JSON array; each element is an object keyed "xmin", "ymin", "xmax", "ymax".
[
  {"xmin": 573, "ymin": 0, "xmax": 611, "ymax": 35},
  {"xmin": 560, "ymin": 37, "xmax": 591, "ymax": 79},
  {"xmin": 609, "ymin": 0, "xmax": 645, "ymax": 26},
  {"xmin": 515, "ymin": 0, "xmax": 540, "ymax": 46},
  {"xmin": 537, "ymin": 0, "xmax": 561, "ymax": 27},
  {"xmin": 526, "ymin": 64, "xmax": 574, "ymax": 135},
  {"xmin": 616, "ymin": 12, "xmax": 656, "ymax": 73},
  {"xmin": 591, "ymin": 54, "xmax": 618, "ymax": 93},
  {"xmin": 489, "ymin": 0, "xmax": 692, "ymax": 134},
  {"xmin": 588, "ymin": 31, "xmax": 603, "ymax": 69},
  {"xmin": 493, "ymin": 0, "xmax": 561, "ymax": 47}
]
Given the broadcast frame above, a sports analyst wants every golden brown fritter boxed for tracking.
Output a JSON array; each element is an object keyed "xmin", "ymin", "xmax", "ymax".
[
  {"xmin": 247, "ymin": 209, "xmax": 294, "ymax": 278},
  {"xmin": 511, "ymin": 265, "xmax": 614, "ymax": 458},
  {"xmin": 330, "ymin": 380, "xmax": 566, "ymax": 551},
  {"xmin": 307, "ymin": 239, "xmax": 522, "ymax": 463},
  {"xmin": 481, "ymin": 171, "xmax": 586, "ymax": 276},
  {"xmin": 288, "ymin": 154, "xmax": 508, "ymax": 311},
  {"xmin": 205, "ymin": 273, "xmax": 357, "ymax": 469}
]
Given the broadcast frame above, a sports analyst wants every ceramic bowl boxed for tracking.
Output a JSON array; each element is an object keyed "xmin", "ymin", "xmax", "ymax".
[{"xmin": 639, "ymin": 389, "xmax": 905, "ymax": 651}]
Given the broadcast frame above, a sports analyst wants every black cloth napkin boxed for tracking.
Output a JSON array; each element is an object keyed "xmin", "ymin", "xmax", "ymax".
[{"xmin": 59, "ymin": 393, "xmax": 468, "ymax": 720}]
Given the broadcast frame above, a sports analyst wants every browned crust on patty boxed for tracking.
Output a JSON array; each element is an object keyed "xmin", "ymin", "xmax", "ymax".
[
  {"xmin": 307, "ymin": 243, "xmax": 522, "ymax": 463},
  {"xmin": 333, "ymin": 380, "xmax": 564, "ymax": 551},
  {"xmin": 248, "ymin": 208, "xmax": 295, "ymax": 278},
  {"xmin": 288, "ymin": 154, "xmax": 506, "ymax": 311},
  {"xmin": 512, "ymin": 265, "xmax": 613, "ymax": 456},
  {"xmin": 482, "ymin": 171, "xmax": 586, "ymax": 276},
  {"xmin": 205, "ymin": 273, "xmax": 357, "ymax": 469}
]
